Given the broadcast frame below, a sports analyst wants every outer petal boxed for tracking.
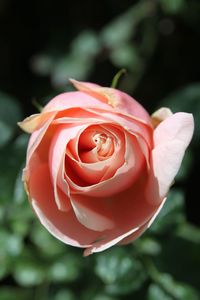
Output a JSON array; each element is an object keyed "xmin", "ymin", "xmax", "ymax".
[
  {"xmin": 18, "ymin": 111, "xmax": 58, "ymax": 134},
  {"xmin": 28, "ymin": 163, "xmax": 101, "ymax": 248},
  {"xmin": 70, "ymin": 79, "xmax": 152, "ymax": 126},
  {"xmin": 151, "ymin": 107, "xmax": 173, "ymax": 128},
  {"xmin": 146, "ymin": 112, "xmax": 194, "ymax": 204},
  {"xmin": 43, "ymin": 91, "xmax": 111, "ymax": 113},
  {"xmin": 75, "ymin": 169, "xmax": 162, "ymax": 256},
  {"xmin": 118, "ymin": 197, "xmax": 166, "ymax": 245},
  {"xmin": 24, "ymin": 112, "xmax": 57, "ymax": 175}
]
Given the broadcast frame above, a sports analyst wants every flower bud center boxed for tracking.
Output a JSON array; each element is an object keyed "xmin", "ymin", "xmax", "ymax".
[{"xmin": 93, "ymin": 133, "xmax": 113, "ymax": 157}]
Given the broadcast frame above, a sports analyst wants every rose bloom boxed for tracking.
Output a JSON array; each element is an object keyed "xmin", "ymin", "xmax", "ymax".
[{"xmin": 18, "ymin": 80, "xmax": 194, "ymax": 256}]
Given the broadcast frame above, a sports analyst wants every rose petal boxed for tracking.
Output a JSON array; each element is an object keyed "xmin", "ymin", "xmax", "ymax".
[
  {"xmin": 66, "ymin": 132, "xmax": 145, "ymax": 197},
  {"xmin": 118, "ymin": 197, "xmax": 167, "ymax": 245},
  {"xmin": 43, "ymin": 91, "xmax": 111, "ymax": 113},
  {"xmin": 83, "ymin": 193, "xmax": 165, "ymax": 256},
  {"xmin": 25, "ymin": 112, "xmax": 57, "ymax": 166},
  {"xmin": 86, "ymin": 108, "xmax": 153, "ymax": 149},
  {"xmin": 70, "ymin": 79, "xmax": 152, "ymax": 125},
  {"xmin": 18, "ymin": 111, "xmax": 58, "ymax": 134},
  {"xmin": 28, "ymin": 163, "xmax": 101, "ymax": 247},
  {"xmin": 151, "ymin": 107, "xmax": 173, "ymax": 128},
  {"xmin": 71, "ymin": 197, "xmax": 115, "ymax": 231},
  {"xmin": 49, "ymin": 124, "xmax": 88, "ymax": 210},
  {"xmin": 65, "ymin": 124, "xmax": 125, "ymax": 185},
  {"xmin": 146, "ymin": 112, "xmax": 194, "ymax": 204},
  {"xmin": 83, "ymin": 225, "xmax": 140, "ymax": 256}
]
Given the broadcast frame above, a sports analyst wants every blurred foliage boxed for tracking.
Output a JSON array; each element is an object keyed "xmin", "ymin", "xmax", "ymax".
[{"xmin": 0, "ymin": 0, "xmax": 200, "ymax": 299}]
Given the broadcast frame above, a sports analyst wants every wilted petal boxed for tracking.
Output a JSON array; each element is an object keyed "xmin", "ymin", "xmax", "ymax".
[{"xmin": 18, "ymin": 111, "xmax": 56, "ymax": 133}]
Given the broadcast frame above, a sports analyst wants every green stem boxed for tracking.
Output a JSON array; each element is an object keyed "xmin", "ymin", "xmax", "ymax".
[
  {"xmin": 111, "ymin": 68, "xmax": 127, "ymax": 89},
  {"xmin": 32, "ymin": 99, "xmax": 43, "ymax": 112}
]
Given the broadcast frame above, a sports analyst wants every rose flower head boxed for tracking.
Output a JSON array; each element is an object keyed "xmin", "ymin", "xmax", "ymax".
[{"xmin": 18, "ymin": 79, "xmax": 194, "ymax": 256}]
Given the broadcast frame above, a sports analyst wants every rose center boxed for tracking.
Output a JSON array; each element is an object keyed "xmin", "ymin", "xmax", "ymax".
[{"xmin": 93, "ymin": 133, "xmax": 113, "ymax": 156}]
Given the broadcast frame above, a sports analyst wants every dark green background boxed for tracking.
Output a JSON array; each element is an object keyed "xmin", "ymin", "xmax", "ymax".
[{"xmin": 0, "ymin": 0, "xmax": 200, "ymax": 299}]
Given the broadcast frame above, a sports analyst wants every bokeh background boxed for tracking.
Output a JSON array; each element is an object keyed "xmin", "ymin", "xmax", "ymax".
[{"xmin": 0, "ymin": 0, "xmax": 200, "ymax": 299}]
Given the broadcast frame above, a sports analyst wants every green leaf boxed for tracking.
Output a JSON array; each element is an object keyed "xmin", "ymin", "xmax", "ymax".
[
  {"xmin": 134, "ymin": 237, "xmax": 161, "ymax": 256},
  {"xmin": 160, "ymin": 0, "xmax": 185, "ymax": 14},
  {"xmin": 0, "ymin": 229, "xmax": 23, "ymax": 258},
  {"xmin": 48, "ymin": 254, "xmax": 82, "ymax": 282},
  {"xmin": 52, "ymin": 54, "xmax": 92, "ymax": 88},
  {"xmin": 31, "ymin": 54, "xmax": 54, "ymax": 76},
  {"xmin": 95, "ymin": 247, "xmax": 146, "ymax": 295},
  {"xmin": 175, "ymin": 223, "xmax": 200, "ymax": 244},
  {"xmin": 53, "ymin": 289, "xmax": 76, "ymax": 300},
  {"xmin": 93, "ymin": 295, "xmax": 119, "ymax": 300},
  {"xmin": 110, "ymin": 44, "xmax": 142, "ymax": 71},
  {"xmin": 30, "ymin": 222, "xmax": 65, "ymax": 257},
  {"xmin": 145, "ymin": 259, "xmax": 200, "ymax": 300},
  {"xmin": 0, "ymin": 287, "xmax": 30, "ymax": 300},
  {"xmin": 0, "ymin": 134, "xmax": 28, "ymax": 205},
  {"xmin": 71, "ymin": 30, "xmax": 100, "ymax": 57},
  {"xmin": 13, "ymin": 168, "xmax": 26, "ymax": 204},
  {"xmin": 158, "ymin": 273, "xmax": 199, "ymax": 300},
  {"xmin": 152, "ymin": 234, "xmax": 200, "ymax": 289},
  {"xmin": 13, "ymin": 259, "xmax": 46, "ymax": 286},
  {"xmin": 147, "ymin": 284, "xmax": 172, "ymax": 300}
]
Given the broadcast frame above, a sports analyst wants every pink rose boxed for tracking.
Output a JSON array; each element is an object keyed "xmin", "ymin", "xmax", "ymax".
[{"xmin": 18, "ymin": 80, "xmax": 194, "ymax": 256}]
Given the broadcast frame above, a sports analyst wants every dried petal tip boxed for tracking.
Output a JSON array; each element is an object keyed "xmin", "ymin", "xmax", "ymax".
[
  {"xmin": 151, "ymin": 107, "xmax": 173, "ymax": 128},
  {"xmin": 17, "ymin": 114, "xmax": 42, "ymax": 133}
]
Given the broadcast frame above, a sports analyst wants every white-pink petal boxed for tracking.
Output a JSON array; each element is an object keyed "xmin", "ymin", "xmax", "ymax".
[{"xmin": 146, "ymin": 112, "xmax": 194, "ymax": 204}]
